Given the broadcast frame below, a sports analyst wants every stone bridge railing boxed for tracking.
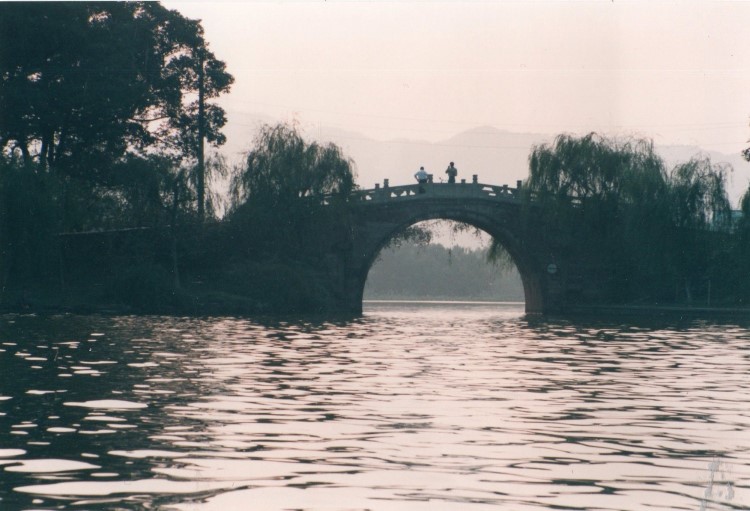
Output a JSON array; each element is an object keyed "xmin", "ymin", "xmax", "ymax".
[{"xmin": 353, "ymin": 177, "xmax": 524, "ymax": 204}]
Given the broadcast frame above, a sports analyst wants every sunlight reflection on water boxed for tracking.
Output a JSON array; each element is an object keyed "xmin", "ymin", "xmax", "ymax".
[{"xmin": 0, "ymin": 304, "xmax": 749, "ymax": 510}]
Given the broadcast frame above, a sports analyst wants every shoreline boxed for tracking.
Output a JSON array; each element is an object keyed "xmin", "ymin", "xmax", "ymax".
[
  {"xmin": 2, "ymin": 299, "xmax": 749, "ymax": 322},
  {"xmin": 364, "ymin": 299, "xmax": 524, "ymax": 306}
]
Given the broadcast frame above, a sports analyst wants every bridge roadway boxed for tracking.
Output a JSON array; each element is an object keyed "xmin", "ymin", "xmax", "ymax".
[
  {"xmin": 326, "ymin": 179, "xmax": 570, "ymax": 314},
  {"xmin": 352, "ymin": 179, "xmax": 523, "ymax": 204}
]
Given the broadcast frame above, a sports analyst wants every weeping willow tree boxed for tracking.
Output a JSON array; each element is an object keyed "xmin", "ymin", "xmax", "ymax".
[
  {"xmin": 668, "ymin": 157, "xmax": 733, "ymax": 302},
  {"xmin": 726, "ymin": 190, "xmax": 750, "ymax": 303},
  {"xmin": 509, "ymin": 133, "xmax": 734, "ymax": 303},
  {"xmin": 738, "ymin": 187, "xmax": 750, "ymax": 301},
  {"xmin": 228, "ymin": 123, "xmax": 357, "ymax": 259},
  {"xmin": 739, "ymin": 186, "xmax": 750, "ymax": 240},
  {"xmin": 231, "ymin": 123, "xmax": 355, "ymax": 206},
  {"xmin": 229, "ymin": 122, "xmax": 356, "ymax": 258},
  {"xmin": 669, "ymin": 157, "xmax": 732, "ymax": 230},
  {"xmin": 213, "ymin": 123, "xmax": 361, "ymax": 312}
]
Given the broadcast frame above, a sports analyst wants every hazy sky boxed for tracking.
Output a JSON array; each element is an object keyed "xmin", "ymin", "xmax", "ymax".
[{"xmin": 165, "ymin": 1, "xmax": 750, "ymax": 158}]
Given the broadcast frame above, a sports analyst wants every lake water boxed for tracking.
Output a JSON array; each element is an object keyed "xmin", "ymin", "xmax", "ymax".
[{"xmin": 1, "ymin": 302, "xmax": 749, "ymax": 510}]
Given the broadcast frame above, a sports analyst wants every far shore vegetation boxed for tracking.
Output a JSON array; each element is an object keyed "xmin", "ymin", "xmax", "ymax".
[
  {"xmin": 2, "ymin": 2, "xmax": 750, "ymax": 315},
  {"xmin": 365, "ymin": 243, "xmax": 524, "ymax": 302}
]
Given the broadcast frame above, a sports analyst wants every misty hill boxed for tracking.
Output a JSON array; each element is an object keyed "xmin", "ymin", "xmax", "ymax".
[
  {"xmin": 363, "ymin": 243, "xmax": 524, "ymax": 301},
  {"xmin": 317, "ymin": 125, "xmax": 550, "ymax": 191},
  {"xmin": 222, "ymin": 115, "xmax": 750, "ymax": 205},
  {"xmin": 335, "ymin": 128, "xmax": 750, "ymax": 205}
]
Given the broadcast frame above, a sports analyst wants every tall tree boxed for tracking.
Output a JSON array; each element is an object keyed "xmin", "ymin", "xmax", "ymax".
[
  {"xmin": 165, "ymin": 40, "xmax": 233, "ymax": 220},
  {"xmin": 0, "ymin": 2, "xmax": 232, "ymax": 195}
]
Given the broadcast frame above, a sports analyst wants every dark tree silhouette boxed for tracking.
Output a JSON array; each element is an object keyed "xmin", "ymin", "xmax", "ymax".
[
  {"xmin": 227, "ymin": 123, "xmax": 356, "ymax": 259},
  {"xmin": 0, "ymin": 2, "xmax": 233, "ymax": 195},
  {"xmin": 517, "ymin": 133, "xmax": 733, "ymax": 303},
  {"xmin": 231, "ymin": 123, "xmax": 356, "ymax": 206}
]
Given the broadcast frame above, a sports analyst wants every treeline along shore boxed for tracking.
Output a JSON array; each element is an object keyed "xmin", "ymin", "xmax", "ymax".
[
  {"xmin": 364, "ymin": 244, "xmax": 525, "ymax": 302},
  {"xmin": 2, "ymin": 2, "xmax": 750, "ymax": 315}
]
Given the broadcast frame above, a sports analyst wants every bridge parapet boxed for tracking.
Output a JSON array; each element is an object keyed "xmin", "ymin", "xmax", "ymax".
[{"xmin": 354, "ymin": 181, "xmax": 521, "ymax": 204}]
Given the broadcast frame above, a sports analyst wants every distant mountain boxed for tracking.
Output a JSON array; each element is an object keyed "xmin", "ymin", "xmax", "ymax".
[
  {"xmin": 318, "ymin": 125, "xmax": 550, "ymax": 191},
  {"xmin": 316, "ymin": 125, "xmax": 750, "ymax": 204},
  {"xmin": 220, "ymin": 113, "xmax": 750, "ymax": 205}
]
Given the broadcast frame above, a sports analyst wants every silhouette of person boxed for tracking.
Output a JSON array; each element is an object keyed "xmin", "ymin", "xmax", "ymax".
[
  {"xmin": 414, "ymin": 166, "xmax": 429, "ymax": 193},
  {"xmin": 445, "ymin": 162, "xmax": 458, "ymax": 183}
]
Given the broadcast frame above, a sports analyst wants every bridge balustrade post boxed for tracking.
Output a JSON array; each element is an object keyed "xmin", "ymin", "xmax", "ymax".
[
  {"xmin": 472, "ymin": 174, "xmax": 478, "ymax": 184},
  {"xmin": 384, "ymin": 179, "xmax": 389, "ymax": 188},
  {"xmin": 461, "ymin": 178, "xmax": 466, "ymax": 184},
  {"xmin": 375, "ymin": 183, "xmax": 380, "ymax": 189}
]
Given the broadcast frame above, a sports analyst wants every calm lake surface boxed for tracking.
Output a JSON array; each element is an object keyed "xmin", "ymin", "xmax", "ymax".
[{"xmin": 1, "ymin": 302, "xmax": 749, "ymax": 510}]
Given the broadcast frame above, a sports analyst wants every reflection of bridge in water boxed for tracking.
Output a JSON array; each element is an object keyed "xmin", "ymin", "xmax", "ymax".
[{"xmin": 327, "ymin": 178, "xmax": 572, "ymax": 315}]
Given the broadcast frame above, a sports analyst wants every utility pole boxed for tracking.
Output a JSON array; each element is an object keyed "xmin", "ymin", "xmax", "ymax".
[{"xmin": 197, "ymin": 49, "xmax": 206, "ymax": 222}]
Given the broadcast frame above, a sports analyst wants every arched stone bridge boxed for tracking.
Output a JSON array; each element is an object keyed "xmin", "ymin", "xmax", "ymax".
[{"xmin": 327, "ymin": 180, "xmax": 571, "ymax": 314}]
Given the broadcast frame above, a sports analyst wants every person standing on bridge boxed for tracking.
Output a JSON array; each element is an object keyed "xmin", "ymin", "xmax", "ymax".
[
  {"xmin": 414, "ymin": 166, "xmax": 429, "ymax": 184},
  {"xmin": 414, "ymin": 166, "xmax": 429, "ymax": 193},
  {"xmin": 445, "ymin": 161, "xmax": 458, "ymax": 183}
]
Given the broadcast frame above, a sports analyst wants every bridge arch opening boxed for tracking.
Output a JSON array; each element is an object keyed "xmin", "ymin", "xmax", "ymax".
[
  {"xmin": 359, "ymin": 215, "xmax": 544, "ymax": 313},
  {"xmin": 363, "ymin": 220, "xmax": 524, "ymax": 304}
]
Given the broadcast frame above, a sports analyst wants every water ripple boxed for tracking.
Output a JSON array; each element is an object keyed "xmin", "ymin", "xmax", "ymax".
[{"xmin": 0, "ymin": 305, "xmax": 749, "ymax": 510}]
